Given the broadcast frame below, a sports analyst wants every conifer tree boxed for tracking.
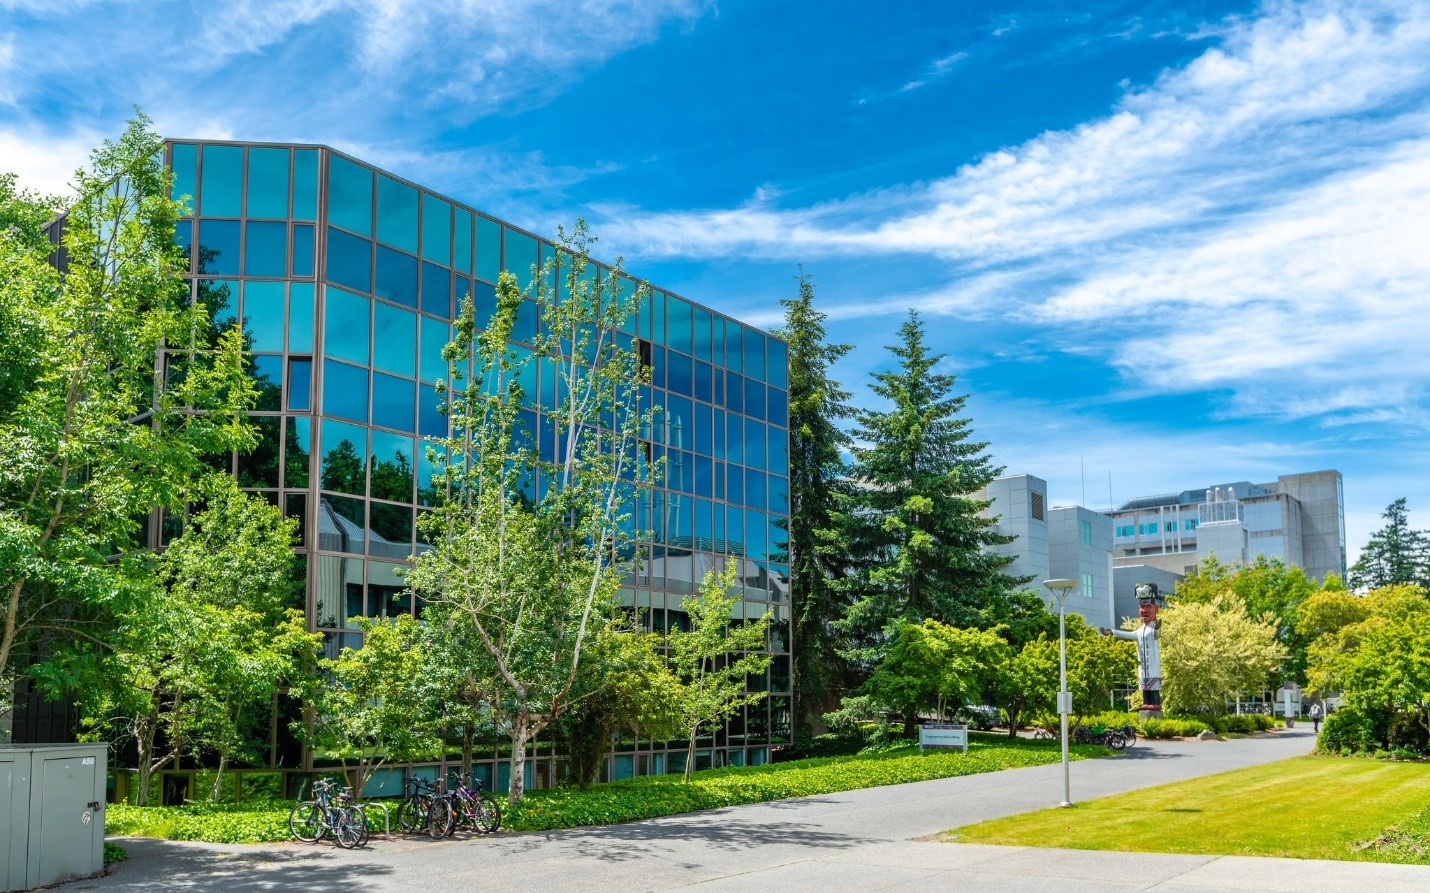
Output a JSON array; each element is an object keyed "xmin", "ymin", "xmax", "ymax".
[
  {"xmin": 837, "ymin": 310, "xmax": 1021, "ymax": 670},
  {"xmin": 775, "ymin": 270, "xmax": 855, "ymax": 738},
  {"xmin": 1348, "ymin": 498, "xmax": 1430, "ymax": 592}
]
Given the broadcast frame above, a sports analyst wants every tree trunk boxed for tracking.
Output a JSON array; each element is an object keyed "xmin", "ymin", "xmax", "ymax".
[
  {"xmin": 211, "ymin": 753, "xmax": 227, "ymax": 801},
  {"xmin": 462, "ymin": 722, "xmax": 474, "ymax": 777},
  {"xmin": 902, "ymin": 707, "xmax": 917, "ymax": 739},
  {"xmin": 684, "ymin": 726, "xmax": 699, "ymax": 782},
  {"xmin": 508, "ymin": 712, "xmax": 530, "ymax": 802}
]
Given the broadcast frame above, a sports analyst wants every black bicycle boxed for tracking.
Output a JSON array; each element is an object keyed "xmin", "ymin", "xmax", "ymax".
[
  {"xmin": 397, "ymin": 776, "xmax": 442, "ymax": 834},
  {"xmin": 430, "ymin": 770, "xmax": 502, "ymax": 837},
  {"xmin": 290, "ymin": 778, "xmax": 367, "ymax": 848},
  {"xmin": 1072, "ymin": 724, "xmax": 1128, "ymax": 750}
]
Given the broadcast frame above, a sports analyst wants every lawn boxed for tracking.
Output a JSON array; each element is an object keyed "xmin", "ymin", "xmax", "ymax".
[
  {"xmin": 947, "ymin": 755, "xmax": 1430, "ymax": 864},
  {"xmin": 107, "ymin": 734, "xmax": 1108, "ymax": 843}
]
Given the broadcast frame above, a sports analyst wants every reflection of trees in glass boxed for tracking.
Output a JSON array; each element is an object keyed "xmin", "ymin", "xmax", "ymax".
[
  {"xmin": 369, "ymin": 449, "xmax": 413, "ymax": 503},
  {"xmin": 284, "ymin": 420, "xmax": 309, "ymax": 488},
  {"xmin": 195, "ymin": 277, "xmax": 233, "ymax": 345},
  {"xmin": 237, "ymin": 416, "xmax": 280, "ymax": 488},
  {"xmin": 320, "ymin": 440, "xmax": 365, "ymax": 495}
]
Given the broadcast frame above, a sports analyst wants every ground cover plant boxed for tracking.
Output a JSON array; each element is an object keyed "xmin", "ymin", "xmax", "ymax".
[
  {"xmin": 106, "ymin": 735, "xmax": 1107, "ymax": 842},
  {"xmin": 947, "ymin": 754, "xmax": 1430, "ymax": 864}
]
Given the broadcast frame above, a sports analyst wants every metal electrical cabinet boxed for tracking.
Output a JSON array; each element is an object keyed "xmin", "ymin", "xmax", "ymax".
[{"xmin": 1, "ymin": 744, "xmax": 107, "ymax": 892}]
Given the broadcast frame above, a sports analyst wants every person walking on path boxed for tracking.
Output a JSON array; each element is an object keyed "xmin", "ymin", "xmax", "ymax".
[{"xmin": 1310, "ymin": 702, "xmax": 1323, "ymax": 732}]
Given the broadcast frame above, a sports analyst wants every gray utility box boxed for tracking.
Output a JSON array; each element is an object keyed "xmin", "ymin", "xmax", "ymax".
[{"xmin": 1, "ymin": 744, "xmax": 107, "ymax": 892}]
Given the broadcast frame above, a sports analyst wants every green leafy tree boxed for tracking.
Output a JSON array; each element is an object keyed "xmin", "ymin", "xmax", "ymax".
[
  {"xmin": 990, "ymin": 636, "xmax": 1059, "ymax": 736},
  {"xmin": 0, "ymin": 116, "xmax": 256, "ymax": 692},
  {"xmin": 1349, "ymin": 499, "xmax": 1430, "ymax": 592},
  {"xmin": 1306, "ymin": 584, "xmax": 1429, "ymax": 712},
  {"xmin": 864, "ymin": 619, "xmax": 1007, "ymax": 734},
  {"xmin": 1174, "ymin": 555, "xmax": 1322, "ymax": 682},
  {"xmin": 405, "ymin": 221, "xmax": 657, "ymax": 802},
  {"xmin": 43, "ymin": 477, "xmax": 313, "ymax": 805},
  {"xmin": 837, "ymin": 311, "xmax": 1022, "ymax": 672},
  {"xmin": 774, "ymin": 269, "xmax": 854, "ymax": 739},
  {"xmin": 1159, "ymin": 596, "xmax": 1287, "ymax": 715},
  {"xmin": 667, "ymin": 563, "xmax": 772, "ymax": 781},
  {"xmin": 302, "ymin": 614, "xmax": 443, "ymax": 800},
  {"xmin": 1066, "ymin": 623, "xmax": 1136, "ymax": 716}
]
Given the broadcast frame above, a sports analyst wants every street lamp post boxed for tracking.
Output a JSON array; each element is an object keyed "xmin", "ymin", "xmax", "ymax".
[{"xmin": 1044, "ymin": 578, "xmax": 1077, "ymax": 808}]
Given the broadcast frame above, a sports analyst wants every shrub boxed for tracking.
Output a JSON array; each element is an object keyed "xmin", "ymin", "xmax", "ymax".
[
  {"xmin": 1319, "ymin": 706, "xmax": 1391, "ymax": 755},
  {"xmin": 1140, "ymin": 717, "xmax": 1210, "ymax": 739},
  {"xmin": 106, "ymin": 801, "xmax": 294, "ymax": 844},
  {"xmin": 103, "ymin": 842, "xmax": 128, "ymax": 865}
]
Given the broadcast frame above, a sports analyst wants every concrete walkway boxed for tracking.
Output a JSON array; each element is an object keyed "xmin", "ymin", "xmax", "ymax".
[{"xmin": 72, "ymin": 727, "xmax": 1430, "ymax": 893}]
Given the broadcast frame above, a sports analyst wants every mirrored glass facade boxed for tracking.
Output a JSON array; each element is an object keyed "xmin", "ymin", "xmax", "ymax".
[{"xmin": 166, "ymin": 140, "xmax": 792, "ymax": 782}]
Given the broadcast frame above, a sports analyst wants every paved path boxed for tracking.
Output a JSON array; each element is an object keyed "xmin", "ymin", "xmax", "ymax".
[{"xmin": 72, "ymin": 727, "xmax": 1430, "ymax": 892}]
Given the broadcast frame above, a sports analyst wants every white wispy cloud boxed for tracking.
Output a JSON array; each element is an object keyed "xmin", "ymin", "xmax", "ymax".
[{"xmin": 595, "ymin": 1, "xmax": 1430, "ymax": 431}]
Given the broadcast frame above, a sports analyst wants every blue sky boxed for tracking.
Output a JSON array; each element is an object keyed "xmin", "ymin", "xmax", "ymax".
[{"xmin": 4, "ymin": 0, "xmax": 1428, "ymax": 566}]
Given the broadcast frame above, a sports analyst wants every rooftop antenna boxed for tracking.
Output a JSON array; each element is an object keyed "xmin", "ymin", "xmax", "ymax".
[
  {"xmin": 1108, "ymin": 471, "xmax": 1114, "ymax": 514},
  {"xmin": 1080, "ymin": 454, "xmax": 1086, "ymax": 507}
]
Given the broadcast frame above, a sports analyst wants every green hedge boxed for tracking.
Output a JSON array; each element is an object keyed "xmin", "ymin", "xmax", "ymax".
[
  {"xmin": 107, "ymin": 737, "xmax": 1108, "ymax": 841},
  {"xmin": 1139, "ymin": 717, "xmax": 1211, "ymax": 738}
]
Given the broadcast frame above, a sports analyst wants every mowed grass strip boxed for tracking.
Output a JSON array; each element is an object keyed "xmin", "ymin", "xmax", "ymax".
[{"xmin": 947, "ymin": 755, "xmax": 1430, "ymax": 864}]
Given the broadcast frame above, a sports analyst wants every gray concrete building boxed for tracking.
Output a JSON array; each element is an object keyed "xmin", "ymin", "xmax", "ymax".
[{"xmin": 1108, "ymin": 470, "xmax": 1345, "ymax": 582}]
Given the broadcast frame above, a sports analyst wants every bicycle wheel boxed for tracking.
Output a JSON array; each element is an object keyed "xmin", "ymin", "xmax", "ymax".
[
  {"xmin": 397, "ymin": 796, "xmax": 427, "ymax": 834},
  {"xmin": 474, "ymin": 794, "xmax": 502, "ymax": 833},
  {"xmin": 352, "ymin": 806, "xmax": 370, "ymax": 846},
  {"xmin": 333, "ymin": 808, "xmax": 362, "ymax": 849},
  {"xmin": 428, "ymin": 796, "xmax": 456, "ymax": 839},
  {"xmin": 289, "ymin": 801, "xmax": 322, "ymax": 843},
  {"xmin": 1107, "ymin": 731, "xmax": 1127, "ymax": 750},
  {"xmin": 1122, "ymin": 724, "xmax": 1138, "ymax": 746}
]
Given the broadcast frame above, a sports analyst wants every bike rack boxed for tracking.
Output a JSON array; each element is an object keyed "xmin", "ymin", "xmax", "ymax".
[{"xmin": 361, "ymin": 802, "xmax": 393, "ymax": 840}]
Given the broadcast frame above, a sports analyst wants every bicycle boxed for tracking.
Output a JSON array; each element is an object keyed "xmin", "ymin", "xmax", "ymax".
[
  {"xmin": 289, "ymin": 778, "xmax": 367, "ymax": 848},
  {"xmin": 397, "ymin": 776, "xmax": 442, "ymax": 834},
  {"xmin": 1072, "ymin": 724, "xmax": 1128, "ymax": 751},
  {"xmin": 441, "ymin": 770, "xmax": 502, "ymax": 835}
]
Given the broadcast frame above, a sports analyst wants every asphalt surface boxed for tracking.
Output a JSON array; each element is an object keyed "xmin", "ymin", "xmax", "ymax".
[{"xmin": 69, "ymin": 726, "xmax": 1430, "ymax": 892}]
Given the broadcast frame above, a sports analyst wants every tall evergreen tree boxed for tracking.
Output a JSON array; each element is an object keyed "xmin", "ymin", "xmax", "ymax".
[
  {"xmin": 1348, "ymin": 498, "xmax": 1430, "ymax": 591},
  {"xmin": 837, "ymin": 310, "xmax": 1021, "ymax": 670},
  {"xmin": 774, "ymin": 270, "xmax": 854, "ymax": 738}
]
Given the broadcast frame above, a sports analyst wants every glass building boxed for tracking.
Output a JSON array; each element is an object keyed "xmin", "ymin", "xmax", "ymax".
[{"xmin": 163, "ymin": 140, "xmax": 792, "ymax": 788}]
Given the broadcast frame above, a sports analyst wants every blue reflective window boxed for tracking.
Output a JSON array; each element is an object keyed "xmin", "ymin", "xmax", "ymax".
[
  {"xmin": 665, "ymin": 395, "xmax": 693, "ymax": 448},
  {"xmin": 197, "ymin": 219, "xmax": 240, "ymax": 276},
  {"xmin": 744, "ymin": 328, "xmax": 767, "ymax": 381},
  {"xmin": 744, "ymin": 418, "xmax": 767, "ymax": 469},
  {"xmin": 693, "ymin": 360, "xmax": 713, "ymax": 404},
  {"xmin": 372, "ymin": 373, "xmax": 415, "ymax": 434},
  {"xmin": 744, "ymin": 376, "xmax": 766, "ymax": 421},
  {"xmin": 197, "ymin": 280, "xmax": 236, "ymax": 333},
  {"xmin": 695, "ymin": 497, "xmax": 714, "ymax": 544},
  {"xmin": 768, "ymin": 426, "xmax": 789, "ymax": 477},
  {"xmin": 289, "ymin": 282, "xmax": 314, "ymax": 351},
  {"xmin": 713, "ymin": 460, "xmax": 725, "ymax": 500},
  {"xmin": 649, "ymin": 345, "xmax": 666, "ymax": 390},
  {"xmin": 292, "ymin": 149, "xmax": 318, "ymax": 220},
  {"xmin": 242, "ymin": 281, "xmax": 285, "ymax": 352},
  {"xmin": 243, "ymin": 220, "xmax": 287, "ymax": 277},
  {"xmin": 375, "ymin": 245, "xmax": 417, "ymax": 308},
  {"xmin": 768, "ymin": 339, "xmax": 788, "ymax": 389},
  {"xmin": 417, "ymin": 446, "xmax": 442, "ymax": 507},
  {"xmin": 323, "ymin": 285, "xmax": 371, "ymax": 365},
  {"xmin": 199, "ymin": 145, "xmax": 243, "ymax": 217},
  {"xmin": 418, "ymin": 383, "xmax": 445, "ymax": 437},
  {"xmin": 667, "ymin": 350, "xmax": 692, "ymax": 396},
  {"xmin": 512, "ymin": 299, "xmax": 538, "ymax": 345},
  {"xmin": 327, "ymin": 155, "xmax": 372, "ymax": 236},
  {"xmin": 724, "ymin": 319, "xmax": 743, "ymax": 373},
  {"xmin": 503, "ymin": 229, "xmax": 538, "ymax": 292},
  {"xmin": 370, "ymin": 429, "xmax": 415, "ymax": 503},
  {"xmin": 323, "ymin": 359, "xmax": 369, "ymax": 423},
  {"xmin": 170, "ymin": 143, "xmax": 197, "ymax": 214},
  {"xmin": 692, "ymin": 307, "xmax": 712, "ymax": 362},
  {"xmin": 173, "ymin": 219, "xmax": 193, "ymax": 271},
  {"xmin": 287, "ymin": 358, "xmax": 312, "ymax": 410},
  {"xmin": 251, "ymin": 354, "xmax": 283, "ymax": 412},
  {"xmin": 245, "ymin": 147, "xmax": 289, "ymax": 219},
  {"xmin": 470, "ymin": 280, "xmax": 498, "ymax": 329},
  {"xmin": 714, "ymin": 501, "xmax": 727, "ymax": 544},
  {"xmin": 711, "ymin": 409, "xmax": 727, "ymax": 461},
  {"xmin": 376, "ymin": 174, "xmax": 418, "ymax": 253},
  {"xmin": 421, "ymin": 194, "xmax": 451, "ymax": 265},
  {"xmin": 770, "ymin": 476, "xmax": 789, "ymax": 515},
  {"xmin": 724, "ymin": 371, "xmax": 744, "ymax": 415},
  {"xmin": 726, "ymin": 413, "xmax": 743, "ymax": 465},
  {"xmin": 292, "ymin": 224, "xmax": 314, "ymax": 277},
  {"xmin": 745, "ymin": 469, "xmax": 767, "ymax": 509},
  {"xmin": 373, "ymin": 303, "xmax": 417, "ymax": 377},
  {"xmin": 286, "ymin": 417, "xmax": 311, "ymax": 488},
  {"xmin": 650, "ymin": 291, "xmax": 666, "ymax": 346},
  {"xmin": 421, "ymin": 261, "xmax": 451, "ymax": 318},
  {"xmin": 325, "ymin": 227, "xmax": 372, "ymax": 293},
  {"xmin": 767, "ymin": 386, "xmax": 788, "ymax": 427},
  {"xmin": 726, "ymin": 466, "xmax": 743, "ymax": 506},
  {"xmin": 694, "ymin": 403, "xmax": 713, "ymax": 456},
  {"xmin": 475, "ymin": 216, "xmax": 501, "ymax": 283},
  {"xmin": 419, "ymin": 316, "xmax": 449, "ymax": 384},
  {"xmin": 694, "ymin": 455, "xmax": 714, "ymax": 499},
  {"xmin": 453, "ymin": 210, "xmax": 473, "ymax": 274},
  {"xmin": 667, "ymin": 297, "xmax": 692, "ymax": 354},
  {"xmin": 745, "ymin": 509, "xmax": 768, "ymax": 560},
  {"xmin": 320, "ymin": 418, "xmax": 368, "ymax": 495}
]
